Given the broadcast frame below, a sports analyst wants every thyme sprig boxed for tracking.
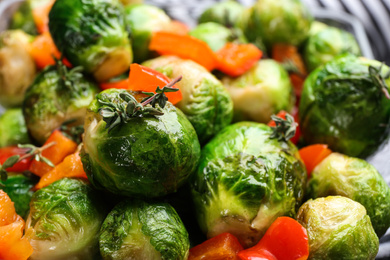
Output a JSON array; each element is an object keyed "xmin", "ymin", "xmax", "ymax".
[
  {"xmin": 98, "ymin": 76, "xmax": 182, "ymax": 132},
  {"xmin": 369, "ymin": 63, "xmax": 390, "ymax": 99},
  {"xmin": 269, "ymin": 113, "xmax": 297, "ymax": 142},
  {"xmin": 0, "ymin": 142, "xmax": 56, "ymax": 185}
]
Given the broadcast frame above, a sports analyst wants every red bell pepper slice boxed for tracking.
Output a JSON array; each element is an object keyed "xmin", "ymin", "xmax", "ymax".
[
  {"xmin": 128, "ymin": 63, "xmax": 182, "ymax": 105},
  {"xmin": 149, "ymin": 31, "xmax": 218, "ymax": 71},
  {"xmin": 216, "ymin": 43, "xmax": 262, "ymax": 77},
  {"xmin": 32, "ymin": 0, "xmax": 55, "ymax": 34},
  {"xmin": 188, "ymin": 233, "xmax": 243, "ymax": 260},
  {"xmin": 0, "ymin": 147, "xmax": 31, "ymax": 172},
  {"xmin": 238, "ymin": 217, "xmax": 309, "ymax": 260},
  {"xmin": 299, "ymin": 144, "xmax": 332, "ymax": 176},
  {"xmin": 99, "ymin": 78, "xmax": 130, "ymax": 90}
]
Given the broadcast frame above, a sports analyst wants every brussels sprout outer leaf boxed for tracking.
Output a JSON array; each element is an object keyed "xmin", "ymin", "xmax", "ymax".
[
  {"xmin": 0, "ymin": 174, "xmax": 36, "ymax": 218},
  {"xmin": 100, "ymin": 200, "xmax": 190, "ymax": 260},
  {"xmin": 143, "ymin": 56, "xmax": 233, "ymax": 144},
  {"xmin": 307, "ymin": 153, "xmax": 390, "ymax": 237},
  {"xmin": 297, "ymin": 196, "xmax": 379, "ymax": 260},
  {"xmin": 191, "ymin": 122, "xmax": 306, "ymax": 248},
  {"xmin": 0, "ymin": 108, "xmax": 30, "ymax": 148},
  {"xmin": 299, "ymin": 55, "xmax": 390, "ymax": 157},
  {"xmin": 188, "ymin": 232, "xmax": 243, "ymax": 260},
  {"xmin": 82, "ymin": 89, "xmax": 200, "ymax": 197},
  {"xmin": 25, "ymin": 178, "xmax": 106, "ymax": 260}
]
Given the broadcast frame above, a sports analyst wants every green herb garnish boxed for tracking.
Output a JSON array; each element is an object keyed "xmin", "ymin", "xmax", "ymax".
[{"xmin": 269, "ymin": 113, "xmax": 297, "ymax": 142}]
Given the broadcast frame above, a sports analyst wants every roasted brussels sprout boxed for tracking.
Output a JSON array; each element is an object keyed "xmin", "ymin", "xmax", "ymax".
[
  {"xmin": 81, "ymin": 88, "xmax": 201, "ymax": 198},
  {"xmin": 0, "ymin": 30, "xmax": 36, "ymax": 108},
  {"xmin": 304, "ymin": 22, "xmax": 361, "ymax": 72},
  {"xmin": 297, "ymin": 196, "xmax": 379, "ymax": 260},
  {"xmin": 191, "ymin": 122, "xmax": 307, "ymax": 248},
  {"xmin": 125, "ymin": 4, "xmax": 171, "ymax": 62},
  {"xmin": 23, "ymin": 63, "xmax": 98, "ymax": 144},
  {"xmin": 100, "ymin": 200, "xmax": 190, "ymax": 259},
  {"xmin": 198, "ymin": 0, "xmax": 245, "ymax": 27},
  {"xmin": 189, "ymin": 22, "xmax": 247, "ymax": 52},
  {"xmin": 143, "ymin": 56, "xmax": 233, "ymax": 143},
  {"xmin": 307, "ymin": 153, "xmax": 390, "ymax": 237},
  {"xmin": 299, "ymin": 55, "xmax": 390, "ymax": 157},
  {"xmin": 240, "ymin": 0, "xmax": 312, "ymax": 48},
  {"xmin": 9, "ymin": 1, "xmax": 37, "ymax": 35},
  {"xmin": 25, "ymin": 178, "xmax": 106, "ymax": 260},
  {"xmin": 0, "ymin": 174, "xmax": 36, "ymax": 218},
  {"xmin": 222, "ymin": 59, "xmax": 294, "ymax": 123},
  {"xmin": 49, "ymin": 0, "xmax": 133, "ymax": 82},
  {"xmin": 0, "ymin": 108, "xmax": 30, "ymax": 147}
]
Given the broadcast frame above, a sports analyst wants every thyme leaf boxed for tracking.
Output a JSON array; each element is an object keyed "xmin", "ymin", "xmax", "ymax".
[{"xmin": 269, "ymin": 113, "xmax": 298, "ymax": 142}]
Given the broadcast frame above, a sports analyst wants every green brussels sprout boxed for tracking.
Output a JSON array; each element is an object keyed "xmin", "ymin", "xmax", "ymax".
[
  {"xmin": 240, "ymin": 0, "xmax": 313, "ymax": 48},
  {"xmin": 222, "ymin": 59, "xmax": 295, "ymax": 123},
  {"xmin": 0, "ymin": 30, "xmax": 37, "ymax": 108},
  {"xmin": 0, "ymin": 108, "xmax": 30, "ymax": 147},
  {"xmin": 198, "ymin": 0, "xmax": 245, "ymax": 27},
  {"xmin": 191, "ymin": 122, "xmax": 307, "ymax": 248},
  {"xmin": 25, "ymin": 178, "xmax": 107, "ymax": 260},
  {"xmin": 299, "ymin": 55, "xmax": 390, "ymax": 157},
  {"xmin": 304, "ymin": 22, "xmax": 361, "ymax": 72},
  {"xmin": 189, "ymin": 22, "xmax": 247, "ymax": 52},
  {"xmin": 0, "ymin": 174, "xmax": 36, "ymax": 218},
  {"xmin": 143, "ymin": 56, "xmax": 233, "ymax": 143},
  {"xmin": 297, "ymin": 196, "xmax": 379, "ymax": 260},
  {"xmin": 81, "ymin": 88, "xmax": 201, "ymax": 198},
  {"xmin": 100, "ymin": 200, "xmax": 190, "ymax": 259},
  {"xmin": 23, "ymin": 64, "xmax": 98, "ymax": 144},
  {"xmin": 124, "ymin": 4, "xmax": 171, "ymax": 62},
  {"xmin": 307, "ymin": 153, "xmax": 390, "ymax": 237},
  {"xmin": 9, "ymin": 1, "xmax": 37, "ymax": 35},
  {"xmin": 49, "ymin": 0, "xmax": 133, "ymax": 82}
]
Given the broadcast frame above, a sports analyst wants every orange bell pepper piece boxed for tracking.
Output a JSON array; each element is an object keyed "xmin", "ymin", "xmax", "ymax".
[
  {"xmin": 237, "ymin": 217, "xmax": 309, "ymax": 260},
  {"xmin": 272, "ymin": 44, "xmax": 307, "ymax": 96},
  {"xmin": 188, "ymin": 233, "xmax": 243, "ymax": 260},
  {"xmin": 29, "ymin": 130, "xmax": 78, "ymax": 177},
  {"xmin": 29, "ymin": 32, "xmax": 71, "ymax": 70},
  {"xmin": 128, "ymin": 63, "xmax": 182, "ymax": 105},
  {"xmin": 0, "ymin": 190, "xmax": 33, "ymax": 260},
  {"xmin": 34, "ymin": 151, "xmax": 87, "ymax": 190},
  {"xmin": 216, "ymin": 43, "xmax": 262, "ymax": 77},
  {"xmin": 149, "ymin": 32, "xmax": 218, "ymax": 71},
  {"xmin": 299, "ymin": 144, "xmax": 332, "ymax": 176},
  {"xmin": 0, "ymin": 146, "xmax": 32, "ymax": 172},
  {"xmin": 99, "ymin": 78, "xmax": 130, "ymax": 90},
  {"xmin": 31, "ymin": 0, "xmax": 55, "ymax": 34},
  {"xmin": 267, "ymin": 110, "xmax": 300, "ymax": 144}
]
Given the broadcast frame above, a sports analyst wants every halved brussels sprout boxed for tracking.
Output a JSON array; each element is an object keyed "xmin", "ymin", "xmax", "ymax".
[
  {"xmin": 307, "ymin": 153, "xmax": 390, "ymax": 237},
  {"xmin": 299, "ymin": 55, "xmax": 390, "ymax": 157},
  {"xmin": 25, "ymin": 178, "xmax": 107, "ymax": 260},
  {"xmin": 143, "ymin": 56, "xmax": 233, "ymax": 143},
  {"xmin": 304, "ymin": 22, "xmax": 361, "ymax": 72},
  {"xmin": 240, "ymin": 0, "xmax": 312, "ymax": 48},
  {"xmin": 9, "ymin": 1, "xmax": 37, "ymax": 35},
  {"xmin": 0, "ymin": 108, "xmax": 30, "ymax": 147},
  {"xmin": 0, "ymin": 30, "xmax": 36, "ymax": 108},
  {"xmin": 125, "ymin": 4, "xmax": 171, "ymax": 62},
  {"xmin": 297, "ymin": 196, "xmax": 379, "ymax": 260},
  {"xmin": 198, "ymin": 0, "xmax": 245, "ymax": 27},
  {"xmin": 23, "ymin": 64, "xmax": 98, "ymax": 144},
  {"xmin": 222, "ymin": 59, "xmax": 295, "ymax": 123},
  {"xmin": 81, "ymin": 88, "xmax": 201, "ymax": 198},
  {"xmin": 49, "ymin": 0, "xmax": 133, "ymax": 82},
  {"xmin": 191, "ymin": 122, "xmax": 306, "ymax": 248},
  {"xmin": 100, "ymin": 200, "xmax": 190, "ymax": 260},
  {"xmin": 189, "ymin": 22, "xmax": 247, "ymax": 52},
  {"xmin": 0, "ymin": 173, "xmax": 36, "ymax": 218}
]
